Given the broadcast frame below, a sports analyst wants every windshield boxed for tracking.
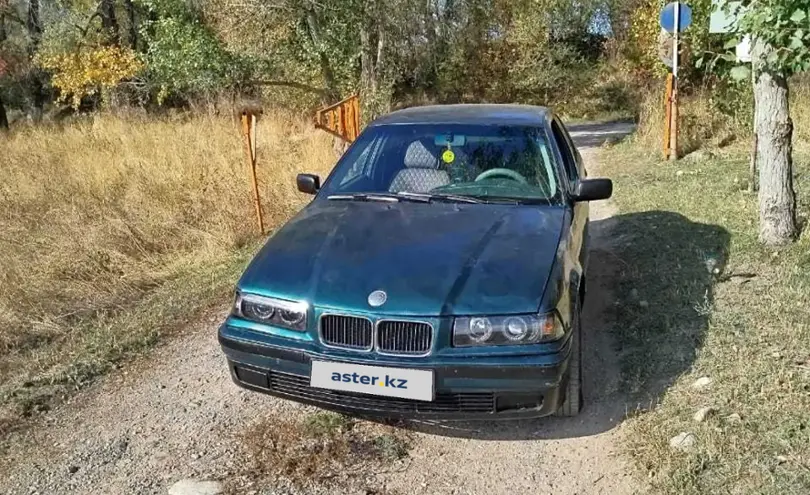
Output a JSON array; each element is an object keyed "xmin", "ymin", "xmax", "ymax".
[{"xmin": 319, "ymin": 124, "xmax": 562, "ymax": 204}]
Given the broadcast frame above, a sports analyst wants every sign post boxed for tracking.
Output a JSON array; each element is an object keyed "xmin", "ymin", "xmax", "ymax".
[
  {"xmin": 671, "ymin": 1, "xmax": 680, "ymax": 161},
  {"xmin": 663, "ymin": 73, "xmax": 674, "ymax": 159},
  {"xmin": 660, "ymin": 2, "xmax": 692, "ymax": 160},
  {"xmin": 240, "ymin": 108, "xmax": 265, "ymax": 235}
]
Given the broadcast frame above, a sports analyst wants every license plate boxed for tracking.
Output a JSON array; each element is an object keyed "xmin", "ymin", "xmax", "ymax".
[{"xmin": 310, "ymin": 360, "xmax": 434, "ymax": 401}]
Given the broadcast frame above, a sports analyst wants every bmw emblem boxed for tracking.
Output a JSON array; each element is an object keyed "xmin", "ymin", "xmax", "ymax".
[{"xmin": 367, "ymin": 290, "xmax": 387, "ymax": 307}]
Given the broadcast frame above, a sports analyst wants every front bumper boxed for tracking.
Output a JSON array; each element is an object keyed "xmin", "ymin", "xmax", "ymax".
[{"xmin": 218, "ymin": 326, "xmax": 571, "ymax": 419}]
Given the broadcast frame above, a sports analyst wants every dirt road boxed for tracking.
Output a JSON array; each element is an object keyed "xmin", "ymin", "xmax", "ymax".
[{"xmin": 0, "ymin": 121, "xmax": 639, "ymax": 495}]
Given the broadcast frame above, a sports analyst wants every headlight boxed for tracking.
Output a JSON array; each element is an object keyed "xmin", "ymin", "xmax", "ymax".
[
  {"xmin": 468, "ymin": 317, "xmax": 493, "ymax": 343},
  {"xmin": 503, "ymin": 316, "xmax": 529, "ymax": 341},
  {"xmin": 453, "ymin": 312, "xmax": 563, "ymax": 347},
  {"xmin": 233, "ymin": 292, "xmax": 308, "ymax": 331}
]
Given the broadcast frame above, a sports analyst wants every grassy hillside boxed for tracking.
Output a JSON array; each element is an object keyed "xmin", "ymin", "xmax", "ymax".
[
  {"xmin": 0, "ymin": 111, "xmax": 335, "ymax": 433},
  {"xmin": 600, "ymin": 94, "xmax": 810, "ymax": 492}
]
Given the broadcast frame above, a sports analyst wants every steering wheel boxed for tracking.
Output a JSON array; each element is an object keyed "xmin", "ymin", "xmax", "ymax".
[{"xmin": 474, "ymin": 168, "xmax": 528, "ymax": 184}]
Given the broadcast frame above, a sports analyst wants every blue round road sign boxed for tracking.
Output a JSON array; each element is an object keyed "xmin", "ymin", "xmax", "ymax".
[{"xmin": 660, "ymin": 2, "xmax": 693, "ymax": 33}]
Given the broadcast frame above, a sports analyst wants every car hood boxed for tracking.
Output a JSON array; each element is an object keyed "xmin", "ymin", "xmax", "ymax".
[{"xmin": 238, "ymin": 200, "xmax": 565, "ymax": 316}]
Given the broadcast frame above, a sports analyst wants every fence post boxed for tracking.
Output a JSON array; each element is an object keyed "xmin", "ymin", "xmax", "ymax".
[{"xmin": 240, "ymin": 110, "xmax": 264, "ymax": 235}]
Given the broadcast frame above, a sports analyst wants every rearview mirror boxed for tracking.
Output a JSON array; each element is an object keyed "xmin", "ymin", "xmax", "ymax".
[
  {"xmin": 572, "ymin": 178, "xmax": 612, "ymax": 202},
  {"xmin": 434, "ymin": 134, "xmax": 466, "ymax": 147},
  {"xmin": 297, "ymin": 173, "xmax": 320, "ymax": 195}
]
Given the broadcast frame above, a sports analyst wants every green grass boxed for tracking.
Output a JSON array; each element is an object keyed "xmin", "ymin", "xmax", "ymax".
[
  {"xmin": 600, "ymin": 141, "xmax": 810, "ymax": 494},
  {"xmin": 304, "ymin": 411, "xmax": 355, "ymax": 436}
]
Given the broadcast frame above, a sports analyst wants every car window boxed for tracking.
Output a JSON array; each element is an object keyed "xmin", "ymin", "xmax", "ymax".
[
  {"xmin": 551, "ymin": 119, "xmax": 578, "ymax": 185},
  {"xmin": 320, "ymin": 124, "xmax": 563, "ymax": 204},
  {"xmin": 557, "ymin": 118, "xmax": 584, "ymax": 178},
  {"xmin": 338, "ymin": 135, "xmax": 383, "ymax": 186}
]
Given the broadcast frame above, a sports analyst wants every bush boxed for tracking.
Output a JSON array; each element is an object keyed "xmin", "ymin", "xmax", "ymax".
[{"xmin": 36, "ymin": 46, "xmax": 144, "ymax": 108}]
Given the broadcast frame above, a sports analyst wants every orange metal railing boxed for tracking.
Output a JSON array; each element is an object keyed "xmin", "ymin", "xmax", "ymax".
[{"xmin": 313, "ymin": 94, "xmax": 361, "ymax": 143}]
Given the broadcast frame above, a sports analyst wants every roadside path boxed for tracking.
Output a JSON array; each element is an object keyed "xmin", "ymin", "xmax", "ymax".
[{"xmin": 0, "ymin": 121, "xmax": 638, "ymax": 495}]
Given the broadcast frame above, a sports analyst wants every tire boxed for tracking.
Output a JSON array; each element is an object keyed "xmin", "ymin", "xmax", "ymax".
[{"xmin": 555, "ymin": 303, "xmax": 583, "ymax": 417}]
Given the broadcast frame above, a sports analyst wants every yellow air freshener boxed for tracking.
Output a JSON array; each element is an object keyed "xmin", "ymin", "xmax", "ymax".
[{"xmin": 442, "ymin": 149, "xmax": 455, "ymax": 164}]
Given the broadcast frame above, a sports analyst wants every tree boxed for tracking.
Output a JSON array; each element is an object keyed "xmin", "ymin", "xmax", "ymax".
[{"xmin": 732, "ymin": 0, "xmax": 809, "ymax": 245}]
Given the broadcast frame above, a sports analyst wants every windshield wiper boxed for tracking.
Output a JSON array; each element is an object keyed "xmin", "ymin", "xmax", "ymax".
[
  {"xmin": 387, "ymin": 192, "xmax": 431, "ymax": 202},
  {"xmin": 474, "ymin": 195, "xmax": 552, "ymax": 205},
  {"xmin": 327, "ymin": 192, "xmax": 479, "ymax": 204},
  {"xmin": 327, "ymin": 193, "xmax": 400, "ymax": 203},
  {"xmin": 396, "ymin": 192, "xmax": 484, "ymax": 204},
  {"xmin": 328, "ymin": 192, "xmax": 548, "ymax": 205}
]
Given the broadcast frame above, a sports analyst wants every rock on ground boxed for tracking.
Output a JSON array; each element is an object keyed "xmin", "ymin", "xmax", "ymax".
[
  {"xmin": 669, "ymin": 432, "xmax": 697, "ymax": 452},
  {"xmin": 685, "ymin": 149, "xmax": 716, "ymax": 162},
  {"xmin": 168, "ymin": 479, "xmax": 223, "ymax": 495},
  {"xmin": 691, "ymin": 376, "xmax": 713, "ymax": 390},
  {"xmin": 693, "ymin": 406, "xmax": 715, "ymax": 423}
]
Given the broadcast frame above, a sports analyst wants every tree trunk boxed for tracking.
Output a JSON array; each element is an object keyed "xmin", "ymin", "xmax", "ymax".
[
  {"xmin": 748, "ymin": 67, "xmax": 757, "ymax": 193},
  {"xmin": 748, "ymin": 132, "xmax": 757, "ymax": 193},
  {"xmin": 752, "ymin": 38, "xmax": 797, "ymax": 245},
  {"xmin": 375, "ymin": 26, "xmax": 385, "ymax": 88},
  {"xmin": 359, "ymin": 17, "xmax": 378, "ymax": 120},
  {"xmin": 100, "ymin": 0, "xmax": 120, "ymax": 42},
  {"xmin": 1, "ymin": 16, "xmax": 8, "ymax": 128},
  {"xmin": 123, "ymin": 0, "xmax": 137, "ymax": 49},
  {"xmin": 360, "ymin": 23, "xmax": 373, "ymax": 90},
  {"xmin": 0, "ymin": 95, "xmax": 9, "ymax": 131},
  {"xmin": 359, "ymin": 1, "xmax": 390, "ymax": 122},
  {"xmin": 26, "ymin": 0, "xmax": 41, "ymax": 48},
  {"xmin": 305, "ymin": 9, "xmax": 339, "ymax": 103},
  {"xmin": 27, "ymin": 0, "xmax": 46, "ymax": 120}
]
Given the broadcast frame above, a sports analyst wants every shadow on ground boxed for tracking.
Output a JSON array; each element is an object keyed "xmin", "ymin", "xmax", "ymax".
[{"xmin": 382, "ymin": 210, "xmax": 729, "ymax": 440}]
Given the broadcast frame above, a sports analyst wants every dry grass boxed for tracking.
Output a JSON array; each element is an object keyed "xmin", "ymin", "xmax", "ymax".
[
  {"xmin": 231, "ymin": 411, "xmax": 410, "ymax": 493},
  {"xmin": 555, "ymin": 59, "xmax": 642, "ymax": 123},
  {"xmin": 635, "ymin": 75, "xmax": 810, "ymax": 158},
  {"xmin": 635, "ymin": 88, "xmax": 745, "ymax": 157},
  {"xmin": 600, "ymin": 89, "xmax": 810, "ymax": 493},
  {"xmin": 792, "ymin": 75, "xmax": 810, "ymax": 152},
  {"xmin": 0, "ymin": 110, "xmax": 335, "ymax": 428}
]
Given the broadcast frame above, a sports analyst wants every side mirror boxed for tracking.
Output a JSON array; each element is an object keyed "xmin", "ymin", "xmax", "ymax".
[
  {"xmin": 572, "ymin": 178, "xmax": 612, "ymax": 202},
  {"xmin": 297, "ymin": 173, "xmax": 320, "ymax": 195}
]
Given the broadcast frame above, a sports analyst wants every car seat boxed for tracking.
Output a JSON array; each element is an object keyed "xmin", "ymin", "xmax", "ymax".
[{"xmin": 388, "ymin": 141, "xmax": 450, "ymax": 193}]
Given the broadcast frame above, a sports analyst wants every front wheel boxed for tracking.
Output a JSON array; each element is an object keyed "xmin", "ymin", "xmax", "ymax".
[{"xmin": 555, "ymin": 307, "xmax": 582, "ymax": 417}]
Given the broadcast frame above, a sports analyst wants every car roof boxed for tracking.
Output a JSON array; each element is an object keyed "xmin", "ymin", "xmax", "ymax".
[{"xmin": 369, "ymin": 104, "xmax": 552, "ymax": 127}]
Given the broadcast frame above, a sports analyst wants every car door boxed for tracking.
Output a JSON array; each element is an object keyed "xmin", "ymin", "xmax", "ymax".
[{"xmin": 550, "ymin": 116, "xmax": 588, "ymax": 281}]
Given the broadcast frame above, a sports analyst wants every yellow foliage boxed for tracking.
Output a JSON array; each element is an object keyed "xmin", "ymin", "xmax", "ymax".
[
  {"xmin": 36, "ymin": 46, "xmax": 144, "ymax": 108},
  {"xmin": 626, "ymin": 0, "xmax": 668, "ymax": 78}
]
